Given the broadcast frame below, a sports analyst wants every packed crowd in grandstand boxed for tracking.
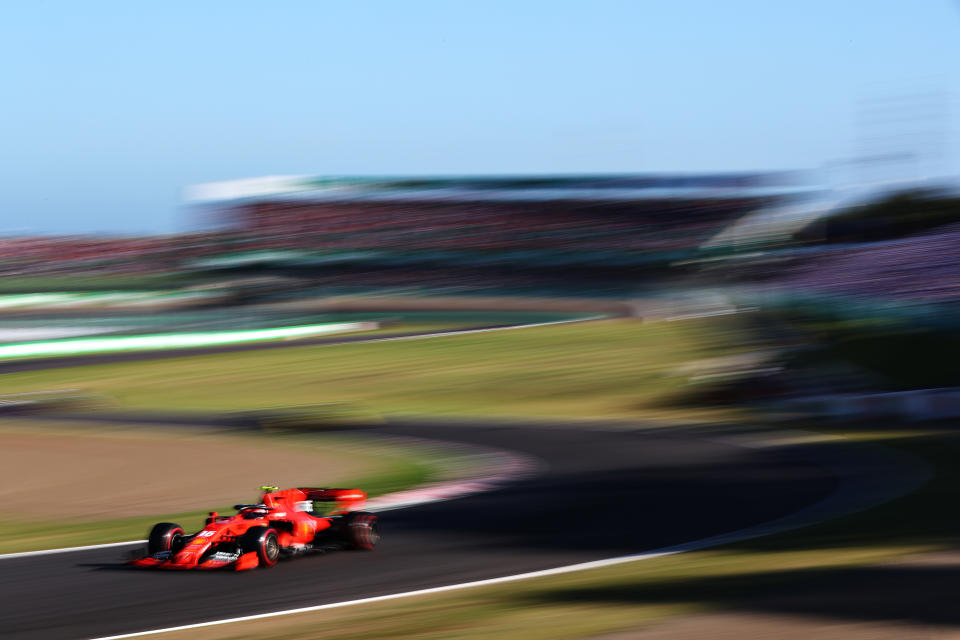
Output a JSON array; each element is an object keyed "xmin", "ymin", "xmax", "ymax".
[
  {"xmin": 0, "ymin": 233, "xmax": 220, "ymax": 275},
  {"xmin": 230, "ymin": 198, "xmax": 762, "ymax": 254},
  {"xmin": 774, "ymin": 222, "xmax": 960, "ymax": 303},
  {"xmin": 7, "ymin": 172, "xmax": 958, "ymax": 306}
]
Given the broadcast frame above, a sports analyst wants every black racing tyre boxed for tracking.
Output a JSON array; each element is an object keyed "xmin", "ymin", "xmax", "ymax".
[
  {"xmin": 242, "ymin": 526, "xmax": 281, "ymax": 567},
  {"xmin": 147, "ymin": 523, "xmax": 185, "ymax": 555},
  {"xmin": 342, "ymin": 512, "xmax": 380, "ymax": 550}
]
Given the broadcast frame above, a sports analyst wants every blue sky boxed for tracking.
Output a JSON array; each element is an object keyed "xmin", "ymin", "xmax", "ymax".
[{"xmin": 2, "ymin": 1, "xmax": 959, "ymax": 233}]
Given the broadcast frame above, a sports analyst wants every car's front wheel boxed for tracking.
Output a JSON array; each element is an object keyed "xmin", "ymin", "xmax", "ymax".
[
  {"xmin": 147, "ymin": 523, "xmax": 185, "ymax": 555},
  {"xmin": 242, "ymin": 526, "xmax": 281, "ymax": 568}
]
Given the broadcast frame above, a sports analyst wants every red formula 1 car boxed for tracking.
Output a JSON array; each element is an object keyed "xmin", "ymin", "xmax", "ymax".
[{"xmin": 131, "ymin": 486, "xmax": 380, "ymax": 571}]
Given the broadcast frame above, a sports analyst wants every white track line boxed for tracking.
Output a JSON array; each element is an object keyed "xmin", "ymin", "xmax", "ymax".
[
  {"xmin": 0, "ymin": 540, "xmax": 145, "ymax": 560},
  {"xmin": 357, "ymin": 315, "xmax": 607, "ymax": 343},
  {"xmin": 88, "ymin": 552, "xmax": 675, "ymax": 640}
]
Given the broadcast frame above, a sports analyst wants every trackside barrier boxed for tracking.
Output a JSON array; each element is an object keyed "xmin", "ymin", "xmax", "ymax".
[
  {"xmin": 233, "ymin": 403, "xmax": 385, "ymax": 430},
  {"xmin": 0, "ymin": 389, "xmax": 113, "ymax": 415},
  {"xmin": 779, "ymin": 388, "xmax": 960, "ymax": 421}
]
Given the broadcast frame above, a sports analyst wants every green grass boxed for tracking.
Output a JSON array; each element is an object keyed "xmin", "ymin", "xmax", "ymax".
[{"xmin": 0, "ymin": 319, "xmax": 739, "ymax": 422}]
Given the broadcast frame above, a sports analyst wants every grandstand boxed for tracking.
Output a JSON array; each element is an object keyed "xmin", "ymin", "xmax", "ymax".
[
  {"xmin": 189, "ymin": 173, "xmax": 812, "ymax": 252},
  {"xmin": 0, "ymin": 173, "xmax": 816, "ymax": 297},
  {"xmin": 180, "ymin": 172, "xmax": 817, "ymax": 297}
]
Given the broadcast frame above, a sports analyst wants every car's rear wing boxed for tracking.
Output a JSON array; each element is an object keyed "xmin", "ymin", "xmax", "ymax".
[{"xmin": 297, "ymin": 487, "xmax": 367, "ymax": 508}]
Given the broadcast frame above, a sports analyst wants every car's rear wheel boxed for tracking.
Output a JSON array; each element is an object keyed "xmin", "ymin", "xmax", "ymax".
[
  {"xmin": 242, "ymin": 526, "xmax": 281, "ymax": 567},
  {"xmin": 343, "ymin": 512, "xmax": 380, "ymax": 550},
  {"xmin": 147, "ymin": 523, "xmax": 185, "ymax": 555}
]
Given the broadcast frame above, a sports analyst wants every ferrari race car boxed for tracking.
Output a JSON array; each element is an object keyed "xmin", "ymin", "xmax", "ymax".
[{"xmin": 131, "ymin": 486, "xmax": 380, "ymax": 571}]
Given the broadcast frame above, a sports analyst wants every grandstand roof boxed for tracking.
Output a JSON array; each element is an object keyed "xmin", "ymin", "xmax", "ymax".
[{"xmin": 186, "ymin": 172, "xmax": 818, "ymax": 204}]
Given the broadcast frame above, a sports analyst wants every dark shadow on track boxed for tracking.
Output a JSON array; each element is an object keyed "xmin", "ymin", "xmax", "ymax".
[{"xmin": 534, "ymin": 559, "xmax": 960, "ymax": 628}]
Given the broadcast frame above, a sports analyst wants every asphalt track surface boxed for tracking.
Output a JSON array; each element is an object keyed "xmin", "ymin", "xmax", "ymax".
[{"xmin": 0, "ymin": 322, "xmax": 841, "ymax": 640}]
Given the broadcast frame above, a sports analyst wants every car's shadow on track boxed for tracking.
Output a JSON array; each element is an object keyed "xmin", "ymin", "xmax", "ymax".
[{"xmin": 75, "ymin": 562, "xmax": 136, "ymax": 572}]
